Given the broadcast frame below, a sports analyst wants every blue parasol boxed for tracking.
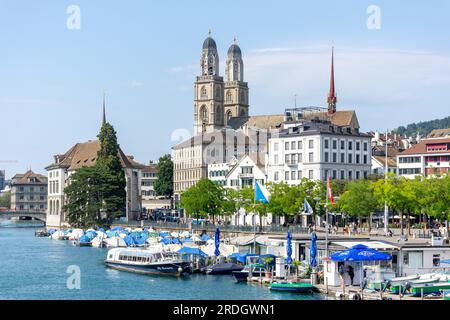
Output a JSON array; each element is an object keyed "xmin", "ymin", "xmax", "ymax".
[
  {"xmin": 286, "ymin": 231, "xmax": 293, "ymax": 264},
  {"xmin": 214, "ymin": 227, "xmax": 220, "ymax": 256},
  {"xmin": 310, "ymin": 231, "xmax": 317, "ymax": 267},
  {"xmin": 330, "ymin": 244, "xmax": 392, "ymax": 262}
]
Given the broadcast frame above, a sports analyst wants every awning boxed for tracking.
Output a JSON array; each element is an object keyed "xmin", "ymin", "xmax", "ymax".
[{"xmin": 331, "ymin": 241, "xmax": 399, "ymax": 250}]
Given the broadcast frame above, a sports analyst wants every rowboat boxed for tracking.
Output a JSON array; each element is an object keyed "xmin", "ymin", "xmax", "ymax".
[
  {"xmin": 388, "ymin": 274, "xmax": 420, "ymax": 287},
  {"xmin": 410, "ymin": 281, "xmax": 450, "ymax": 297},
  {"xmin": 269, "ymin": 282, "xmax": 318, "ymax": 293}
]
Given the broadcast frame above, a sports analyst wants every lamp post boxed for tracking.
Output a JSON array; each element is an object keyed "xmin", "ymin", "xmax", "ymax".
[{"xmin": 314, "ymin": 196, "xmax": 339, "ymax": 258}]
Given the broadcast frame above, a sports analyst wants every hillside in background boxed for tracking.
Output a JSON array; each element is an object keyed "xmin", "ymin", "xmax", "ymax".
[{"xmin": 394, "ymin": 116, "xmax": 450, "ymax": 138}]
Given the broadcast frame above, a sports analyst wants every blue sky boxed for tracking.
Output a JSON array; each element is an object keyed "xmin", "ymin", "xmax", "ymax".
[{"xmin": 1, "ymin": 0, "xmax": 450, "ymax": 178}]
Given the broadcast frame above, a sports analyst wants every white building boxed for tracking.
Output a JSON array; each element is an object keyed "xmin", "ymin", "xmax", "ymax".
[
  {"xmin": 397, "ymin": 136, "xmax": 450, "ymax": 179},
  {"xmin": 208, "ymin": 153, "xmax": 266, "ymax": 189},
  {"xmin": 267, "ymin": 118, "xmax": 372, "ymax": 183}
]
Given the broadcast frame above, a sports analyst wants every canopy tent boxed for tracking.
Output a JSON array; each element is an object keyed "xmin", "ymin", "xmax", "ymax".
[
  {"xmin": 78, "ymin": 235, "xmax": 91, "ymax": 243},
  {"xmin": 227, "ymin": 253, "xmax": 276, "ymax": 266},
  {"xmin": 330, "ymin": 244, "xmax": 392, "ymax": 262},
  {"xmin": 178, "ymin": 247, "xmax": 208, "ymax": 257},
  {"xmin": 110, "ymin": 226, "xmax": 124, "ymax": 232}
]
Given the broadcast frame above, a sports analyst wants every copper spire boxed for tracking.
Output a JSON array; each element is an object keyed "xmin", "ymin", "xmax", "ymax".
[{"xmin": 327, "ymin": 46, "xmax": 337, "ymax": 114}]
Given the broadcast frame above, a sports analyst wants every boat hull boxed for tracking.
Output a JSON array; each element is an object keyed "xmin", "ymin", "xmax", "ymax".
[
  {"xmin": 233, "ymin": 271, "xmax": 249, "ymax": 282},
  {"xmin": 105, "ymin": 261, "xmax": 191, "ymax": 277},
  {"xmin": 269, "ymin": 283, "xmax": 318, "ymax": 294},
  {"xmin": 204, "ymin": 264, "xmax": 244, "ymax": 275},
  {"xmin": 411, "ymin": 282, "xmax": 450, "ymax": 297}
]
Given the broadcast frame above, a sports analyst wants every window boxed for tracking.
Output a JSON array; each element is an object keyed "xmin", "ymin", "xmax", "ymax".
[
  {"xmin": 274, "ymin": 172, "xmax": 279, "ymax": 181},
  {"xmin": 363, "ymin": 155, "xmax": 367, "ymax": 164},
  {"xmin": 274, "ymin": 155, "xmax": 279, "ymax": 165},
  {"xmin": 332, "ymin": 153, "xmax": 337, "ymax": 163},
  {"xmin": 324, "ymin": 139, "xmax": 329, "ymax": 149},
  {"xmin": 309, "ymin": 140, "xmax": 314, "ymax": 148},
  {"xmin": 291, "ymin": 154, "xmax": 297, "ymax": 163},
  {"xmin": 363, "ymin": 142, "xmax": 368, "ymax": 151},
  {"xmin": 332, "ymin": 140, "xmax": 337, "ymax": 149},
  {"xmin": 356, "ymin": 154, "xmax": 360, "ymax": 164},
  {"xmin": 308, "ymin": 170, "xmax": 313, "ymax": 179},
  {"xmin": 285, "ymin": 154, "xmax": 290, "ymax": 163},
  {"xmin": 291, "ymin": 171, "xmax": 296, "ymax": 180},
  {"xmin": 340, "ymin": 170, "xmax": 345, "ymax": 180},
  {"xmin": 297, "ymin": 153, "xmax": 302, "ymax": 163},
  {"xmin": 363, "ymin": 171, "xmax": 368, "ymax": 179},
  {"xmin": 274, "ymin": 142, "xmax": 279, "ymax": 152},
  {"xmin": 340, "ymin": 141, "xmax": 345, "ymax": 150},
  {"xmin": 348, "ymin": 171, "xmax": 353, "ymax": 180},
  {"xmin": 324, "ymin": 152, "xmax": 329, "ymax": 162},
  {"xmin": 356, "ymin": 171, "xmax": 360, "ymax": 179},
  {"xmin": 201, "ymin": 86, "xmax": 207, "ymax": 98},
  {"xmin": 285, "ymin": 171, "xmax": 290, "ymax": 180},
  {"xmin": 285, "ymin": 142, "xmax": 289, "ymax": 150},
  {"xmin": 348, "ymin": 154, "xmax": 352, "ymax": 163},
  {"xmin": 332, "ymin": 170, "xmax": 337, "ymax": 179},
  {"xmin": 298, "ymin": 140, "xmax": 303, "ymax": 149},
  {"xmin": 291, "ymin": 141, "xmax": 296, "ymax": 150},
  {"xmin": 308, "ymin": 152, "xmax": 314, "ymax": 162},
  {"xmin": 340, "ymin": 153, "xmax": 345, "ymax": 163},
  {"xmin": 356, "ymin": 142, "xmax": 360, "ymax": 151},
  {"xmin": 298, "ymin": 170, "xmax": 303, "ymax": 179},
  {"xmin": 324, "ymin": 170, "xmax": 329, "ymax": 179},
  {"xmin": 348, "ymin": 141, "xmax": 353, "ymax": 150}
]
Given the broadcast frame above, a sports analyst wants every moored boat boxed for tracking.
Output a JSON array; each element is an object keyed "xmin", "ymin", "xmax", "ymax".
[
  {"xmin": 232, "ymin": 263, "xmax": 267, "ymax": 282},
  {"xmin": 105, "ymin": 247, "xmax": 191, "ymax": 276},
  {"xmin": 390, "ymin": 277, "xmax": 440, "ymax": 294},
  {"xmin": 203, "ymin": 262, "xmax": 244, "ymax": 275},
  {"xmin": 269, "ymin": 282, "xmax": 318, "ymax": 293},
  {"xmin": 410, "ymin": 281, "xmax": 450, "ymax": 297}
]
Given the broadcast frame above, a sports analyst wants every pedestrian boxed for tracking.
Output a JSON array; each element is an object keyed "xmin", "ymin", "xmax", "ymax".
[{"xmin": 347, "ymin": 265, "xmax": 355, "ymax": 286}]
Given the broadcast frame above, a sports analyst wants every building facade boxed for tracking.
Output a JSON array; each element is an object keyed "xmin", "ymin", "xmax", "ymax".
[
  {"xmin": 208, "ymin": 153, "xmax": 266, "ymax": 189},
  {"xmin": 45, "ymin": 139, "xmax": 143, "ymax": 228},
  {"xmin": 10, "ymin": 170, "xmax": 47, "ymax": 212},
  {"xmin": 0, "ymin": 170, "xmax": 5, "ymax": 191},
  {"xmin": 267, "ymin": 118, "xmax": 372, "ymax": 183},
  {"xmin": 397, "ymin": 136, "xmax": 450, "ymax": 179}
]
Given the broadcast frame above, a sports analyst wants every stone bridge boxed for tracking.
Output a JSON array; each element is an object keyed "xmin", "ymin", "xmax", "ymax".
[{"xmin": 0, "ymin": 211, "xmax": 46, "ymax": 222}]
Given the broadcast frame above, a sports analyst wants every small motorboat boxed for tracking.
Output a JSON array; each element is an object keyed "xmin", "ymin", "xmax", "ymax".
[
  {"xmin": 388, "ymin": 274, "xmax": 420, "ymax": 286},
  {"xmin": 203, "ymin": 262, "xmax": 244, "ymax": 275},
  {"xmin": 35, "ymin": 229, "xmax": 50, "ymax": 237},
  {"xmin": 269, "ymin": 282, "xmax": 318, "ymax": 294},
  {"xmin": 232, "ymin": 264, "xmax": 267, "ymax": 282},
  {"xmin": 410, "ymin": 282, "xmax": 450, "ymax": 297},
  {"xmin": 391, "ymin": 277, "xmax": 440, "ymax": 294}
]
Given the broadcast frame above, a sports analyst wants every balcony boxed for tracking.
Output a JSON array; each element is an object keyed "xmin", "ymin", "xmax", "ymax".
[{"xmin": 238, "ymin": 173, "xmax": 254, "ymax": 179}]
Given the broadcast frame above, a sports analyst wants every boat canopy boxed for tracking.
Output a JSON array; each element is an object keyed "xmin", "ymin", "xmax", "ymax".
[{"xmin": 177, "ymin": 247, "xmax": 208, "ymax": 257}]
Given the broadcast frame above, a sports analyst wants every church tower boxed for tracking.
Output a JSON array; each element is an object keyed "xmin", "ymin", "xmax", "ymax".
[
  {"xmin": 224, "ymin": 38, "xmax": 249, "ymax": 124},
  {"xmin": 327, "ymin": 47, "xmax": 337, "ymax": 114},
  {"xmin": 194, "ymin": 32, "xmax": 225, "ymax": 135}
]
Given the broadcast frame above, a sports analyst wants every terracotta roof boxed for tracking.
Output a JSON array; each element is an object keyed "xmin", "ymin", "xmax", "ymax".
[
  {"xmin": 12, "ymin": 170, "xmax": 47, "ymax": 185},
  {"xmin": 142, "ymin": 163, "xmax": 158, "ymax": 173},
  {"xmin": 304, "ymin": 110, "xmax": 360, "ymax": 129},
  {"xmin": 428, "ymin": 128, "xmax": 450, "ymax": 139},
  {"xmin": 399, "ymin": 138, "xmax": 450, "ymax": 156},
  {"xmin": 47, "ymin": 140, "xmax": 141, "ymax": 170},
  {"xmin": 372, "ymin": 156, "xmax": 397, "ymax": 168}
]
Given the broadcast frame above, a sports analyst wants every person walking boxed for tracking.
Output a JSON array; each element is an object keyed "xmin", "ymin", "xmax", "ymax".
[{"xmin": 338, "ymin": 263, "xmax": 346, "ymax": 297}]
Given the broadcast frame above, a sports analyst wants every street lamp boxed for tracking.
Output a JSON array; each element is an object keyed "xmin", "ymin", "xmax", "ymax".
[{"xmin": 314, "ymin": 196, "xmax": 340, "ymax": 258}]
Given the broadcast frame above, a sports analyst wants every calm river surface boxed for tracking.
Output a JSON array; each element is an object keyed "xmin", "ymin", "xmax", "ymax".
[{"xmin": 0, "ymin": 227, "xmax": 325, "ymax": 300}]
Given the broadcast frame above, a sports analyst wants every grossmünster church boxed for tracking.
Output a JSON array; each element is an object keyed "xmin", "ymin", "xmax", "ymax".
[{"xmin": 194, "ymin": 33, "xmax": 250, "ymax": 135}]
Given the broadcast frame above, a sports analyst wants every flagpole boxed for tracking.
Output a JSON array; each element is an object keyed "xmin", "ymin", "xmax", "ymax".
[
  {"xmin": 384, "ymin": 128, "xmax": 389, "ymax": 236},
  {"xmin": 253, "ymin": 183, "xmax": 257, "ymax": 254}
]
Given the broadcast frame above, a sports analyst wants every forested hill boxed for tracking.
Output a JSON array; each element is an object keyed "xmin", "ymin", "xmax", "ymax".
[{"xmin": 394, "ymin": 116, "xmax": 450, "ymax": 137}]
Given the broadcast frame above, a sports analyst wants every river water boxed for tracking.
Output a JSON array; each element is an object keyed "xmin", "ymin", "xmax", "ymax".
[{"xmin": 0, "ymin": 227, "xmax": 325, "ymax": 300}]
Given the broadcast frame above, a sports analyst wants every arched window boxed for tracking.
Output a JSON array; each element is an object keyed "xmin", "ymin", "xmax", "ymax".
[
  {"xmin": 226, "ymin": 91, "xmax": 232, "ymax": 103},
  {"xmin": 215, "ymin": 86, "xmax": 221, "ymax": 99},
  {"xmin": 201, "ymin": 86, "xmax": 207, "ymax": 98},
  {"xmin": 226, "ymin": 110, "xmax": 232, "ymax": 124},
  {"xmin": 200, "ymin": 105, "xmax": 208, "ymax": 122}
]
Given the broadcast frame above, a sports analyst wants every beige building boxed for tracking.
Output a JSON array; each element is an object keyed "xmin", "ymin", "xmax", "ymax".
[
  {"xmin": 45, "ymin": 139, "xmax": 143, "ymax": 228},
  {"xmin": 10, "ymin": 170, "xmax": 47, "ymax": 212}
]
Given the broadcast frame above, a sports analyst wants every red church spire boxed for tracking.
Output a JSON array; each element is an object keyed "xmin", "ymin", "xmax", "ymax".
[{"xmin": 327, "ymin": 46, "xmax": 337, "ymax": 114}]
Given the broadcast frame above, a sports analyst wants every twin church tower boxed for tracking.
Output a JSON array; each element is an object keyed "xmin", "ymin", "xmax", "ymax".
[{"xmin": 194, "ymin": 32, "xmax": 249, "ymax": 135}]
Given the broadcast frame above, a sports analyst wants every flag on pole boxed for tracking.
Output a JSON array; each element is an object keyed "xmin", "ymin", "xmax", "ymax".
[
  {"xmin": 327, "ymin": 177, "xmax": 336, "ymax": 207},
  {"xmin": 303, "ymin": 199, "xmax": 314, "ymax": 215},
  {"xmin": 255, "ymin": 181, "xmax": 271, "ymax": 203}
]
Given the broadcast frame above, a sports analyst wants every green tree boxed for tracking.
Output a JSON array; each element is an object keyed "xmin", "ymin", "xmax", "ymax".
[
  {"xmin": 0, "ymin": 191, "xmax": 11, "ymax": 208},
  {"xmin": 181, "ymin": 178, "xmax": 224, "ymax": 222},
  {"xmin": 339, "ymin": 180, "xmax": 379, "ymax": 232},
  {"xmin": 154, "ymin": 154, "xmax": 174, "ymax": 198},
  {"xmin": 63, "ymin": 122, "xmax": 126, "ymax": 228},
  {"xmin": 428, "ymin": 175, "xmax": 450, "ymax": 234}
]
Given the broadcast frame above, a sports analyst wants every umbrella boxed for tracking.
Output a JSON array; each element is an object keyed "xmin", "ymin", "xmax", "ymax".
[
  {"xmin": 330, "ymin": 244, "xmax": 392, "ymax": 290},
  {"xmin": 286, "ymin": 231, "xmax": 293, "ymax": 264},
  {"xmin": 214, "ymin": 227, "xmax": 220, "ymax": 257},
  {"xmin": 310, "ymin": 231, "xmax": 317, "ymax": 267},
  {"xmin": 330, "ymin": 244, "xmax": 392, "ymax": 262}
]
